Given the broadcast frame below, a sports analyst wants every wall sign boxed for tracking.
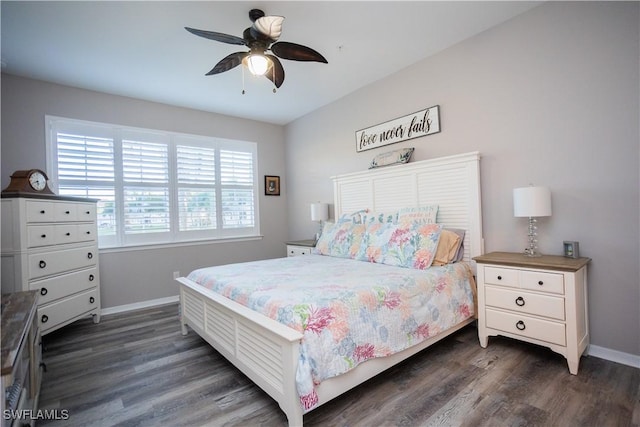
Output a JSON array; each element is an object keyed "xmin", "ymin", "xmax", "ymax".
[{"xmin": 355, "ymin": 105, "xmax": 440, "ymax": 152}]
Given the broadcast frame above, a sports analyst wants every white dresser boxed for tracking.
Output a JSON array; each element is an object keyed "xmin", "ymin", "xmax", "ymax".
[
  {"xmin": 285, "ymin": 239, "xmax": 316, "ymax": 257},
  {"xmin": 474, "ymin": 251, "xmax": 590, "ymax": 375},
  {"xmin": 1, "ymin": 195, "xmax": 101, "ymax": 335}
]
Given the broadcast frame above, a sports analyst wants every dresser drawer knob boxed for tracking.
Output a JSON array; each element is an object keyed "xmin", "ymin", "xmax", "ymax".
[
  {"xmin": 86, "ymin": 231, "xmax": 91, "ymax": 235},
  {"xmin": 40, "ymin": 288, "xmax": 48, "ymax": 296},
  {"xmin": 65, "ymin": 210, "xmax": 70, "ymax": 214},
  {"xmin": 39, "ymin": 260, "xmax": 47, "ymax": 269},
  {"xmin": 516, "ymin": 320, "xmax": 526, "ymax": 331},
  {"xmin": 497, "ymin": 275, "xmax": 502, "ymax": 280},
  {"xmin": 89, "ymin": 274, "xmax": 95, "ymax": 281},
  {"xmin": 41, "ymin": 315, "xmax": 48, "ymax": 323},
  {"xmin": 86, "ymin": 211, "xmax": 91, "ymax": 215},
  {"xmin": 538, "ymin": 280, "xmax": 544, "ymax": 286},
  {"xmin": 515, "ymin": 296, "xmax": 525, "ymax": 307},
  {"xmin": 89, "ymin": 296, "xmax": 95, "ymax": 304},
  {"xmin": 87, "ymin": 252, "xmax": 93, "ymax": 259},
  {"xmin": 41, "ymin": 234, "xmax": 47, "ymax": 238},
  {"xmin": 40, "ymin": 210, "xmax": 45, "ymax": 214},
  {"xmin": 66, "ymin": 232, "xmax": 71, "ymax": 236}
]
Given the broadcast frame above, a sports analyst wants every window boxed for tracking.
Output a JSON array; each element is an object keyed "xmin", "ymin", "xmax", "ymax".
[{"xmin": 47, "ymin": 116, "xmax": 259, "ymax": 248}]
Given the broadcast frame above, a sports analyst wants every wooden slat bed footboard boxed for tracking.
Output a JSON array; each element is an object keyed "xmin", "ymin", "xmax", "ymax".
[{"xmin": 177, "ymin": 277, "xmax": 305, "ymax": 426}]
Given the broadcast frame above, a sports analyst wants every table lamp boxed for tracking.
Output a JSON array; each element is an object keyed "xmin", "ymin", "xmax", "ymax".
[
  {"xmin": 513, "ymin": 186, "xmax": 552, "ymax": 257},
  {"xmin": 310, "ymin": 202, "xmax": 329, "ymax": 241}
]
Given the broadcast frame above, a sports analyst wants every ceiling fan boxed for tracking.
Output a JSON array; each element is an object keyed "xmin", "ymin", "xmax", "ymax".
[{"xmin": 185, "ymin": 9, "xmax": 328, "ymax": 90}]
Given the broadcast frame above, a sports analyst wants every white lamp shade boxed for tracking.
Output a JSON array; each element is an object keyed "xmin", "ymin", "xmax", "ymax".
[
  {"xmin": 310, "ymin": 202, "xmax": 329, "ymax": 221},
  {"xmin": 513, "ymin": 186, "xmax": 552, "ymax": 217}
]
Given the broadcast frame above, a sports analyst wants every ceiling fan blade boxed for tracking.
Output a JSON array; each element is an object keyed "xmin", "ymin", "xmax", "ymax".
[
  {"xmin": 265, "ymin": 54, "xmax": 285, "ymax": 88},
  {"xmin": 205, "ymin": 52, "xmax": 249, "ymax": 75},
  {"xmin": 185, "ymin": 27, "xmax": 246, "ymax": 46},
  {"xmin": 271, "ymin": 41, "xmax": 328, "ymax": 63}
]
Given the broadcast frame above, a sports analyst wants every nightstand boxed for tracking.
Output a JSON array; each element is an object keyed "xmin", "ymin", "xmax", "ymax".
[
  {"xmin": 473, "ymin": 251, "xmax": 591, "ymax": 374},
  {"xmin": 285, "ymin": 239, "xmax": 316, "ymax": 257}
]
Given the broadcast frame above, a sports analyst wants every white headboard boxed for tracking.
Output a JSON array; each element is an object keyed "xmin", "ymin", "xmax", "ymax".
[{"xmin": 332, "ymin": 151, "xmax": 484, "ymax": 266}]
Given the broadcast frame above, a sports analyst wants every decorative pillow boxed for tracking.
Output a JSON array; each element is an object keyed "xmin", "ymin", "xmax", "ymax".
[
  {"xmin": 355, "ymin": 221, "xmax": 443, "ymax": 270},
  {"xmin": 396, "ymin": 205, "xmax": 439, "ymax": 226},
  {"xmin": 360, "ymin": 210, "xmax": 398, "ymax": 225},
  {"xmin": 314, "ymin": 220, "xmax": 365, "ymax": 259},
  {"xmin": 369, "ymin": 147, "xmax": 414, "ymax": 169},
  {"xmin": 446, "ymin": 228, "xmax": 466, "ymax": 262},
  {"xmin": 431, "ymin": 229, "xmax": 463, "ymax": 266},
  {"xmin": 354, "ymin": 222, "xmax": 397, "ymax": 262}
]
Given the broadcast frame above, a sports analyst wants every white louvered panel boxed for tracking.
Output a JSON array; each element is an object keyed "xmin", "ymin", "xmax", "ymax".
[
  {"xmin": 236, "ymin": 322, "xmax": 285, "ymax": 393},
  {"xmin": 371, "ymin": 174, "xmax": 415, "ymax": 213},
  {"xmin": 183, "ymin": 289, "xmax": 204, "ymax": 331},
  {"xmin": 205, "ymin": 301, "xmax": 235, "ymax": 354},
  {"xmin": 335, "ymin": 180, "xmax": 372, "ymax": 216}
]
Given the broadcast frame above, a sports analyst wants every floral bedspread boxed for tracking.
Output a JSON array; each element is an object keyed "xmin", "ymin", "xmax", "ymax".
[{"xmin": 187, "ymin": 255, "xmax": 475, "ymax": 412}]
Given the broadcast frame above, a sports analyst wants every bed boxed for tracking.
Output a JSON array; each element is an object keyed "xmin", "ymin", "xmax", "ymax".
[{"xmin": 176, "ymin": 151, "xmax": 483, "ymax": 426}]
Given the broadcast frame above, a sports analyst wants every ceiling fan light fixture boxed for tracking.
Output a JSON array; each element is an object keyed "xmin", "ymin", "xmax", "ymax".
[{"xmin": 245, "ymin": 53, "xmax": 270, "ymax": 76}]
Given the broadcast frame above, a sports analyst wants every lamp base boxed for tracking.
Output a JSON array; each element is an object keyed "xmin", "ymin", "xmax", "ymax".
[{"xmin": 523, "ymin": 217, "xmax": 542, "ymax": 257}]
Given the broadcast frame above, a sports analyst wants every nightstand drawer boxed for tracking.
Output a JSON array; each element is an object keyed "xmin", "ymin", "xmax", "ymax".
[
  {"xmin": 287, "ymin": 245, "xmax": 312, "ymax": 257},
  {"xmin": 484, "ymin": 266, "xmax": 519, "ymax": 287},
  {"xmin": 485, "ymin": 308, "xmax": 566, "ymax": 346},
  {"xmin": 485, "ymin": 286, "xmax": 565, "ymax": 320},
  {"xmin": 521, "ymin": 270, "xmax": 564, "ymax": 294}
]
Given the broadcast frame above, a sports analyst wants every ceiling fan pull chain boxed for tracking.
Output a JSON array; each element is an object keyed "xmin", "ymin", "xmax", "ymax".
[{"xmin": 241, "ymin": 65, "xmax": 246, "ymax": 95}]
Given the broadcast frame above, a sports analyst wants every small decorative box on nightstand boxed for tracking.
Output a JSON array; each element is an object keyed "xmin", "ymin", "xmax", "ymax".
[
  {"xmin": 285, "ymin": 239, "xmax": 316, "ymax": 257},
  {"xmin": 473, "ymin": 251, "xmax": 591, "ymax": 374}
]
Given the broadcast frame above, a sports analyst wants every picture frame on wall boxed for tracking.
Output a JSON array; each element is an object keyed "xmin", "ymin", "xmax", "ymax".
[{"xmin": 265, "ymin": 175, "xmax": 280, "ymax": 196}]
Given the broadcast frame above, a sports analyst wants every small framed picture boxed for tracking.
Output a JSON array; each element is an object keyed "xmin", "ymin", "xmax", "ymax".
[
  {"xmin": 265, "ymin": 175, "xmax": 280, "ymax": 196},
  {"xmin": 563, "ymin": 241, "xmax": 580, "ymax": 258}
]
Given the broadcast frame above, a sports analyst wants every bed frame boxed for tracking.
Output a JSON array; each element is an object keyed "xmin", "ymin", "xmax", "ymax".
[{"xmin": 176, "ymin": 151, "xmax": 483, "ymax": 426}]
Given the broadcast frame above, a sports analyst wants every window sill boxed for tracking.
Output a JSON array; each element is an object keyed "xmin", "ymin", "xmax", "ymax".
[{"xmin": 98, "ymin": 235, "xmax": 264, "ymax": 254}]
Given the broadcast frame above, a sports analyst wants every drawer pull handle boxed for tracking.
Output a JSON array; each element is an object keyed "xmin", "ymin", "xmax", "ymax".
[
  {"xmin": 89, "ymin": 274, "xmax": 95, "ymax": 281},
  {"xmin": 497, "ymin": 275, "xmax": 502, "ymax": 280},
  {"xmin": 40, "ymin": 288, "xmax": 48, "ymax": 296},
  {"xmin": 40, "ymin": 210, "xmax": 45, "ymax": 214},
  {"xmin": 39, "ymin": 260, "xmax": 46, "ymax": 269},
  {"xmin": 86, "ymin": 211, "xmax": 91, "ymax": 215},
  {"xmin": 515, "ymin": 296, "xmax": 525, "ymax": 306},
  {"xmin": 86, "ymin": 231, "xmax": 91, "ymax": 235},
  {"xmin": 516, "ymin": 320, "xmax": 526, "ymax": 331},
  {"xmin": 41, "ymin": 315, "xmax": 48, "ymax": 324},
  {"xmin": 65, "ymin": 210, "xmax": 70, "ymax": 214},
  {"xmin": 89, "ymin": 296, "xmax": 95, "ymax": 304},
  {"xmin": 87, "ymin": 252, "xmax": 93, "ymax": 259},
  {"xmin": 66, "ymin": 232, "xmax": 71, "ymax": 236},
  {"xmin": 538, "ymin": 280, "xmax": 544, "ymax": 286},
  {"xmin": 41, "ymin": 234, "xmax": 47, "ymax": 238}
]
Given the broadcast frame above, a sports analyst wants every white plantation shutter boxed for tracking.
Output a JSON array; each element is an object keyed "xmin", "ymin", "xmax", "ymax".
[
  {"xmin": 220, "ymin": 150, "xmax": 255, "ymax": 229},
  {"xmin": 47, "ymin": 116, "xmax": 260, "ymax": 248},
  {"xmin": 177, "ymin": 144, "xmax": 217, "ymax": 232}
]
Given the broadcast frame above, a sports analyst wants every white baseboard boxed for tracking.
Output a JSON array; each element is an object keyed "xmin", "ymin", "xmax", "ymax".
[
  {"xmin": 100, "ymin": 296, "xmax": 640, "ymax": 370},
  {"xmin": 588, "ymin": 344, "xmax": 640, "ymax": 369},
  {"xmin": 101, "ymin": 295, "xmax": 179, "ymax": 316}
]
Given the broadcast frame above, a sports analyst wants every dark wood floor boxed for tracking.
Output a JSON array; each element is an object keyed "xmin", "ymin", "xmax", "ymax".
[{"xmin": 38, "ymin": 303, "xmax": 639, "ymax": 427}]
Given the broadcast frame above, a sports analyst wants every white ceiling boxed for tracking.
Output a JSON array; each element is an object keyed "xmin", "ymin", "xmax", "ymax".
[{"xmin": 1, "ymin": 1, "xmax": 540, "ymax": 125}]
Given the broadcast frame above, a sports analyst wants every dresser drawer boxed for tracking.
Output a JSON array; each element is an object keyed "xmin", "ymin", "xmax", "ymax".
[
  {"xmin": 484, "ymin": 266, "xmax": 519, "ymax": 287},
  {"xmin": 27, "ymin": 225, "xmax": 56, "ymax": 248},
  {"xmin": 521, "ymin": 270, "xmax": 564, "ymax": 294},
  {"xmin": 486, "ymin": 308, "xmax": 566, "ymax": 346},
  {"xmin": 30, "ymin": 267, "xmax": 98, "ymax": 305},
  {"xmin": 26, "ymin": 200, "xmax": 78, "ymax": 222},
  {"xmin": 28, "ymin": 245, "xmax": 98, "ymax": 280},
  {"xmin": 38, "ymin": 288, "xmax": 99, "ymax": 333},
  {"xmin": 287, "ymin": 245, "xmax": 312, "ymax": 256},
  {"xmin": 485, "ymin": 286, "xmax": 565, "ymax": 320}
]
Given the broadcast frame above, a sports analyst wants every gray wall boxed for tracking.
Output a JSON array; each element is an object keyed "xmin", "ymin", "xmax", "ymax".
[
  {"xmin": 1, "ymin": 74, "xmax": 288, "ymax": 308},
  {"xmin": 285, "ymin": 2, "xmax": 639, "ymax": 356}
]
